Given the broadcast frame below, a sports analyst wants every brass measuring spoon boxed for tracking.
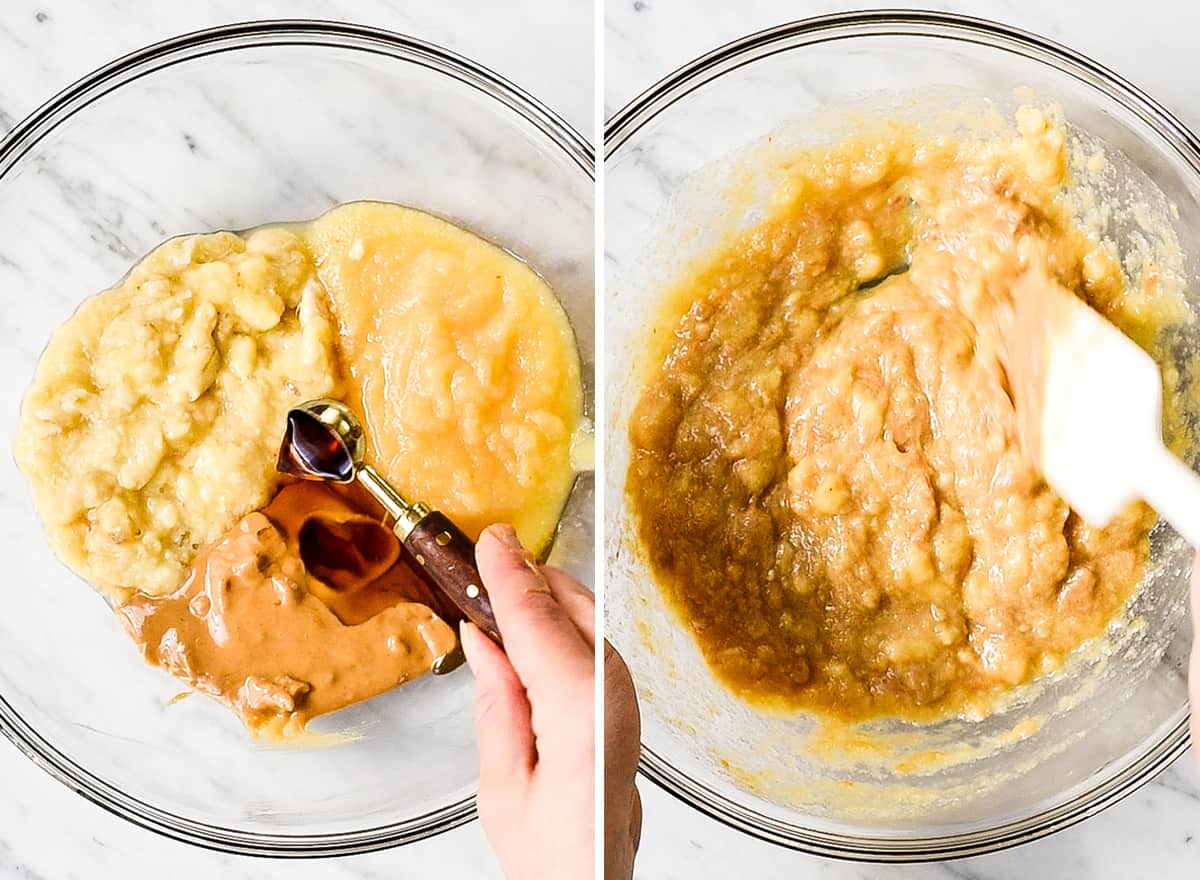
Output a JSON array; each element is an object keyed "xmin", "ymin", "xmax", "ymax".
[{"xmin": 277, "ymin": 399, "xmax": 503, "ymax": 672}]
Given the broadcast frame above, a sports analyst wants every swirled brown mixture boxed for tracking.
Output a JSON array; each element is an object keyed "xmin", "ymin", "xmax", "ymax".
[{"xmin": 628, "ymin": 107, "xmax": 1178, "ymax": 721}]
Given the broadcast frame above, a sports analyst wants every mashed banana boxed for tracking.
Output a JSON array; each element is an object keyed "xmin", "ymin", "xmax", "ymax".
[
  {"xmin": 627, "ymin": 107, "xmax": 1181, "ymax": 721},
  {"xmin": 16, "ymin": 230, "xmax": 339, "ymax": 600}
]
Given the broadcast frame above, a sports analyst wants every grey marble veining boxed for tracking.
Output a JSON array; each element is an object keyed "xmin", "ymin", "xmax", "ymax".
[{"xmin": 607, "ymin": 1, "xmax": 1200, "ymax": 878}]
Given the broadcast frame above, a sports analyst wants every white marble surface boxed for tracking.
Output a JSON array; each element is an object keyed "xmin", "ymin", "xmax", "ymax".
[
  {"xmin": 606, "ymin": 1, "xmax": 1200, "ymax": 878},
  {"xmin": 0, "ymin": 1, "xmax": 591, "ymax": 878}
]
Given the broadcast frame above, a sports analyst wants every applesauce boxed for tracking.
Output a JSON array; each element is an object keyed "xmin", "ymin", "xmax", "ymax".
[
  {"xmin": 304, "ymin": 202, "xmax": 582, "ymax": 552},
  {"xmin": 627, "ymin": 107, "xmax": 1183, "ymax": 721}
]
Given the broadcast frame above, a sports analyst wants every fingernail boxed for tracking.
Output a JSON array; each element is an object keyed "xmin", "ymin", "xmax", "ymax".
[
  {"xmin": 486, "ymin": 523, "xmax": 523, "ymax": 551},
  {"xmin": 483, "ymin": 524, "xmax": 551, "ymax": 594},
  {"xmin": 459, "ymin": 620, "xmax": 480, "ymax": 672}
]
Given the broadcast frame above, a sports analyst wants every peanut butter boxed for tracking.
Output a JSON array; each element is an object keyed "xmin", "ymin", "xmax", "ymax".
[{"xmin": 116, "ymin": 482, "xmax": 457, "ymax": 736}]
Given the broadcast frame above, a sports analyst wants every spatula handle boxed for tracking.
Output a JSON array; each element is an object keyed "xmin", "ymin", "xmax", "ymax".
[{"xmin": 1140, "ymin": 444, "xmax": 1200, "ymax": 548}]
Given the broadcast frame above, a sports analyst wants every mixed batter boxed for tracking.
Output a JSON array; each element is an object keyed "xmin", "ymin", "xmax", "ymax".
[
  {"xmin": 16, "ymin": 202, "xmax": 583, "ymax": 735},
  {"xmin": 628, "ymin": 107, "xmax": 1179, "ymax": 721}
]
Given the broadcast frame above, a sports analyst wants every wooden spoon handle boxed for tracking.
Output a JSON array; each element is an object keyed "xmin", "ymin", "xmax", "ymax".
[{"xmin": 402, "ymin": 511, "xmax": 502, "ymax": 644}]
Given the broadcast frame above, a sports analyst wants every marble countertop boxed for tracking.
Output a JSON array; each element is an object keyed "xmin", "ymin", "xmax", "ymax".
[
  {"xmin": 0, "ymin": 1, "xmax": 589, "ymax": 878},
  {"xmin": 607, "ymin": 1, "xmax": 1199, "ymax": 879}
]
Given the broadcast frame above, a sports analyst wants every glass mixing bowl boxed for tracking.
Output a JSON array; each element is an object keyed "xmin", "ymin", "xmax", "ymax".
[
  {"xmin": 0, "ymin": 21, "xmax": 593, "ymax": 857},
  {"xmin": 605, "ymin": 10, "xmax": 1195, "ymax": 861}
]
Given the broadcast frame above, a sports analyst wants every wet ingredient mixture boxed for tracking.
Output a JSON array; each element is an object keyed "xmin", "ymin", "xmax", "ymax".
[
  {"xmin": 627, "ymin": 107, "xmax": 1180, "ymax": 721},
  {"xmin": 17, "ymin": 201, "xmax": 584, "ymax": 734},
  {"xmin": 117, "ymin": 482, "xmax": 458, "ymax": 736}
]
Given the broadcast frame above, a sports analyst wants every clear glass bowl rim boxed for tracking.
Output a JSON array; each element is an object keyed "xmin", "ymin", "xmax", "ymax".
[
  {"xmin": 604, "ymin": 8, "xmax": 1195, "ymax": 862},
  {"xmin": 0, "ymin": 18, "xmax": 593, "ymax": 858}
]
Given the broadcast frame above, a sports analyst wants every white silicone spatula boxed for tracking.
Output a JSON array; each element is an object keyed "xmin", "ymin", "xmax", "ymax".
[{"xmin": 1005, "ymin": 271, "xmax": 1200, "ymax": 546}]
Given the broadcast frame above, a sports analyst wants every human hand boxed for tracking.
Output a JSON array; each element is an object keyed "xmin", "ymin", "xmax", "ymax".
[
  {"xmin": 461, "ymin": 524, "xmax": 595, "ymax": 880},
  {"xmin": 604, "ymin": 639, "xmax": 641, "ymax": 879}
]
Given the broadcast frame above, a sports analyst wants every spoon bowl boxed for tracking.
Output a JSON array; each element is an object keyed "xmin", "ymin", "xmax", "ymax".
[
  {"xmin": 278, "ymin": 399, "xmax": 364, "ymax": 482},
  {"xmin": 279, "ymin": 399, "xmax": 505, "ymax": 646}
]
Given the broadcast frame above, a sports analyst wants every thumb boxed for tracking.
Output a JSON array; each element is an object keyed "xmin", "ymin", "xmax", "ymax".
[
  {"xmin": 460, "ymin": 620, "xmax": 536, "ymax": 791},
  {"xmin": 475, "ymin": 525, "xmax": 593, "ymax": 709}
]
